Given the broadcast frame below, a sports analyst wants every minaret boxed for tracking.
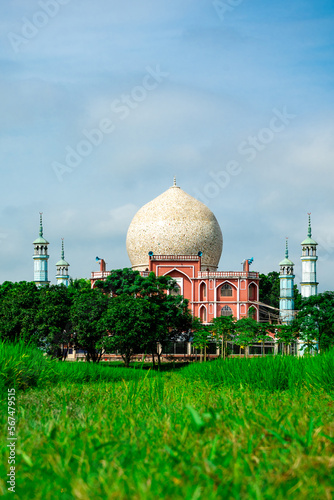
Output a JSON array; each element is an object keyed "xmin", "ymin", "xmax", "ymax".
[
  {"xmin": 300, "ymin": 214, "xmax": 318, "ymax": 298},
  {"xmin": 56, "ymin": 239, "xmax": 70, "ymax": 287},
  {"xmin": 33, "ymin": 213, "xmax": 50, "ymax": 286},
  {"xmin": 279, "ymin": 238, "xmax": 295, "ymax": 324}
]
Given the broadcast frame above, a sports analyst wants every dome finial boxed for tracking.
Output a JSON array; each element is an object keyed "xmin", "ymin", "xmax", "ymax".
[
  {"xmin": 39, "ymin": 212, "xmax": 43, "ymax": 237},
  {"xmin": 285, "ymin": 237, "xmax": 289, "ymax": 259},
  {"xmin": 173, "ymin": 176, "xmax": 177, "ymax": 187},
  {"xmin": 61, "ymin": 238, "xmax": 65, "ymax": 260},
  {"xmin": 307, "ymin": 212, "xmax": 312, "ymax": 238}
]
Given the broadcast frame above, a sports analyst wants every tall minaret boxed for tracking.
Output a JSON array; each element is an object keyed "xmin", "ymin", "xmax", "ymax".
[
  {"xmin": 300, "ymin": 214, "xmax": 318, "ymax": 298},
  {"xmin": 33, "ymin": 213, "xmax": 50, "ymax": 286},
  {"xmin": 279, "ymin": 238, "xmax": 295, "ymax": 324},
  {"xmin": 56, "ymin": 239, "xmax": 70, "ymax": 287}
]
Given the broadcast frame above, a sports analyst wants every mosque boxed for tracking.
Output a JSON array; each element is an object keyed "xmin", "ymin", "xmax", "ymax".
[{"xmin": 33, "ymin": 181, "xmax": 318, "ymax": 326}]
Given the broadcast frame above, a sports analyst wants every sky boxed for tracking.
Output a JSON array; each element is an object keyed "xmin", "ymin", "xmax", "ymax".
[{"xmin": 0, "ymin": 0, "xmax": 333, "ymax": 291}]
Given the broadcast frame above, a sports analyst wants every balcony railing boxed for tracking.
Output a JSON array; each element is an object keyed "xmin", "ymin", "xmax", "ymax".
[
  {"xmin": 91, "ymin": 271, "xmax": 111, "ymax": 279},
  {"xmin": 198, "ymin": 271, "xmax": 259, "ymax": 279},
  {"xmin": 150, "ymin": 254, "xmax": 200, "ymax": 261}
]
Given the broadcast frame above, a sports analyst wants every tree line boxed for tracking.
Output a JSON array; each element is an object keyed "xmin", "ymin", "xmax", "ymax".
[
  {"xmin": 0, "ymin": 270, "xmax": 192, "ymax": 367},
  {"xmin": 0, "ymin": 269, "xmax": 333, "ymax": 365}
]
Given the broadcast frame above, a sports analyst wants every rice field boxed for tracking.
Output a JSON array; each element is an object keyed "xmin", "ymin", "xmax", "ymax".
[{"xmin": 0, "ymin": 342, "xmax": 333, "ymax": 499}]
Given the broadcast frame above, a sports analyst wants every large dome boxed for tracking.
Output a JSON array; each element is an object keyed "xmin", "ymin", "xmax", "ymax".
[{"xmin": 126, "ymin": 181, "xmax": 223, "ymax": 271}]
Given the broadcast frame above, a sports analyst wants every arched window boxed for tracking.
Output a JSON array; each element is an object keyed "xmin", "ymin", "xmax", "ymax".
[
  {"xmin": 170, "ymin": 284, "xmax": 181, "ymax": 296},
  {"xmin": 221, "ymin": 306, "xmax": 233, "ymax": 317},
  {"xmin": 220, "ymin": 283, "xmax": 233, "ymax": 297},
  {"xmin": 200, "ymin": 282, "xmax": 207, "ymax": 301},
  {"xmin": 200, "ymin": 307, "xmax": 207, "ymax": 322},
  {"xmin": 248, "ymin": 306, "xmax": 257, "ymax": 320},
  {"xmin": 249, "ymin": 283, "xmax": 257, "ymax": 301}
]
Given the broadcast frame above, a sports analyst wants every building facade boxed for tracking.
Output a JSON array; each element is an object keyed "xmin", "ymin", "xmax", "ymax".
[{"xmin": 91, "ymin": 180, "xmax": 260, "ymax": 322}]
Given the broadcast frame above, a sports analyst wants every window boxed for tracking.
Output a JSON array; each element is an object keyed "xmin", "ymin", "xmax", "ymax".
[
  {"xmin": 221, "ymin": 306, "xmax": 233, "ymax": 316},
  {"xmin": 200, "ymin": 307, "xmax": 207, "ymax": 322},
  {"xmin": 170, "ymin": 284, "xmax": 181, "ymax": 296},
  {"xmin": 249, "ymin": 283, "xmax": 257, "ymax": 301},
  {"xmin": 220, "ymin": 283, "xmax": 233, "ymax": 297},
  {"xmin": 200, "ymin": 282, "xmax": 207, "ymax": 301}
]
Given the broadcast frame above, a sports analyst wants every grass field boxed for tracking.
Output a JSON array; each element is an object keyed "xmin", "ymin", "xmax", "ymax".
[{"xmin": 0, "ymin": 342, "xmax": 333, "ymax": 499}]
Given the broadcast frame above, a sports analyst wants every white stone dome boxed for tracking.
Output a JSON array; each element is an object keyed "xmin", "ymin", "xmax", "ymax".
[{"xmin": 126, "ymin": 181, "xmax": 223, "ymax": 271}]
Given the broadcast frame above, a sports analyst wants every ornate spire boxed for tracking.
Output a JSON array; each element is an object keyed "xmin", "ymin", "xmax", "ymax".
[
  {"xmin": 307, "ymin": 212, "xmax": 312, "ymax": 238},
  {"xmin": 173, "ymin": 176, "xmax": 177, "ymax": 187},
  {"xmin": 39, "ymin": 212, "xmax": 43, "ymax": 237},
  {"xmin": 285, "ymin": 237, "xmax": 289, "ymax": 259},
  {"xmin": 61, "ymin": 238, "xmax": 65, "ymax": 260}
]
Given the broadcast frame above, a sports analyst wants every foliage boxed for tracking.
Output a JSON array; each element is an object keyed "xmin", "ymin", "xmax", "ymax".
[
  {"xmin": 259, "ymin": 271, "xmax": 280, "ymax": 308},
  {"xmin": 296, "ymin": 291, "xmax": 334, "ymax": 351},
  {"xmin": 102, "ymin": 294, "xmax": 158, "ymax": 367},
  {"xmin": 275, "ymin": 323, "xmax": 298, "ymax": 355},
  {"xmin": 68, "ymin": 278, "xmax": 92, "ymax": 291},
  {"xmin": 36, "ymin": 285, "xmax": 72, "ymax": 358},
  {"xmin": 95, "ymin": 267, "xmax": 142, "ymax": 295},
  {"xmin": 259, "ymin": 271, "xmax": 302, "ymax": 320},
  {"xmin": 256, "ymin": 322, "xmax": 276, "ymax": 356},
  {"xmin": 210, "ymin": 315, "xmax": 235, "ymax": 359},
  {"xmin": 192, "ymin": 318, "xmax": 211, "ymax": 362},
  {"xmin": 70, "ymin": 288, "xmax": 108, "ymax": 362},
  {"xmin": 98, "ymin": 268, "xmax": 192, "ymax": 367},
  {"xmin": 0, "ymin": 281, "xmax": 40, "ymax": 344},
  {"xmin": 234, "ymin": 317, "xmax": 259, "ymax": 357}
]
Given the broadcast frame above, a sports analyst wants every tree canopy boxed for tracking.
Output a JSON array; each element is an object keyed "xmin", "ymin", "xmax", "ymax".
[{"xmin": 296, "ymin": 292, "xmax": 334, "ymax": 351}]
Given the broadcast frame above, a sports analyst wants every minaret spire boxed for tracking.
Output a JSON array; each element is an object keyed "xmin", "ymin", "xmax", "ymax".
[
  {"xmin": 307, "ymin": 212, "xmax": 312, "ymax": 238},
  {"xmin": 33, "ymin": 213, "xmax": 50, "ymax": 287},
  {"xmin": 300, "ymin": 213, "xmax": 318, "ymax": 298},
  {"xmin": 39, "ymin": 212, "xmax": 43, "ymax": 237},
  {"xmin": 56, "ymin": 238, "xmax": 70, "ymax": 287},
  {"xmin": 279, "ymin": 237, "xmax": 295, "ymax": 325}
]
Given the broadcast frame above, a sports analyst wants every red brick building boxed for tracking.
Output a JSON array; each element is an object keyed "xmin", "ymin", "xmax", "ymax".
[{"xmin": 91, "ymin": 180, "xmax": 260, "ymax": 323}]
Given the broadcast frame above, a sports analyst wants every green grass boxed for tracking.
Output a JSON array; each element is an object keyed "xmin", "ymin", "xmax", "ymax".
[
  {"xmin": 182, "ymin": 350, "xmax": 334, "ymax": 392},
  {"xmin": 0, "ymin": 341, "xmax": 154, "ymax": 391},
  {"xmin": 0, "ymin": 343, "xmax": 334, "ymax": 499}
]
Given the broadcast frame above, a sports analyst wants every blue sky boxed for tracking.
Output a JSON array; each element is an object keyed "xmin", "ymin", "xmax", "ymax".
[{"xmin": 0, "ymin": 0, "xmax": 333, "ymax": 291}]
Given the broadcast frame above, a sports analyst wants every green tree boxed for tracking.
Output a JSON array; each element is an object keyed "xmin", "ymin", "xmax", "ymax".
[
  {"xmin": 97, "ymin": 268, "xmax": 192, "ymax": 367},
  {"xmin": 70, "ymin": 288, "xmax": 108, "ymax": 362},
  {"xmin": 296, "ymin": 292, "xmax": 334, "ymax": 351},
  {"xmin": 259, "ymin": 272, "xmax": 280, "ymax": 309},
  {"xmin": 298, "ymin": 316, "xmax": 319, "ymax": 354},
  {"xmin": 95, "ymin": 268, "xmax": 142, "ymax": 295},
  {"xmin": 36, "ymin": 285, "xmax": 72, "ymax": 359},
  {"xmin": 0, "ymin": 281, "xmax": 40, "ymax": 344},
  {"xmin": 234, "ymin": 317, "xmax": 259, "ymax": 358},
  {"xmin": 210, "ymin": 316, "xmax": 235, "ymax": 360},
  {"xmin": 192, "ymin": 318, "xmax": 211, "ymax": 362},
  {"xmin": 69, "ymin": 278, "xmax": 92, "ymax": 291},
  {"xmin": 275, "ymin": 323, "xmax": 298, "ymax": 355},
  {"xmin": 256, "ymin": 322, "xmax": 276, "ymax": 356},
  {"xmin": 102, "ymin": 294, "xmax": 160, "ymax": 367}
]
